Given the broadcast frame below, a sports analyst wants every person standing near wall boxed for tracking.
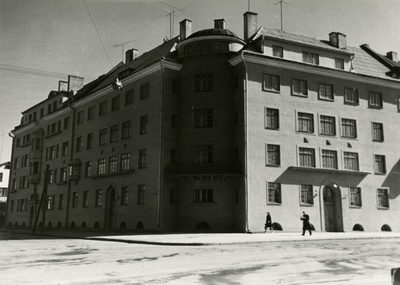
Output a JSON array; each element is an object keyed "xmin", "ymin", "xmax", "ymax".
[
  {"xmin": 301, "ymin": 211, "xmax": 312, "ymax": 236},
  {"xmin": 264, "ymin": 212, "xmax": 273, "ymax": 233}
]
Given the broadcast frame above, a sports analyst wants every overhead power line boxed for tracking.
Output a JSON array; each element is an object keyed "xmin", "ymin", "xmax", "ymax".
[
  {"xmin": 0, "ymin": 63, "xmax": 95, "ymax": 82},
  {"xmin": 83, "ymin": 0, "xmax": 113, "ymax": 68}
]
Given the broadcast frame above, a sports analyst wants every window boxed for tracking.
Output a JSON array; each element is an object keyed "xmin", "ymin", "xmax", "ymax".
[
  {"xmin": 14, "ymin": 158, "xmax": 19, "ymax": 169},
  {"xmin": 193, "ymin": 189, "xmax": 213, "ymax": 203},
  {"xmin": 377, "ymin": 188, "xmax": 389, "ymax": 208},
  {"xmin": 292, "ymin": 79, "xmax": 308, "ymax": 96},
  {"xmin": 302, "ymin": 52, "xmax": 319, "ymax": 65},
  {"xmin": 121, "ymin": 186, "xmax": 128, "ymax": 205},
  {"xmin": 60, "ymin": 167, "xmax": 67, "ymax": 182},
  {"xmin": 263, "ymin": 73, "xmax": 280, "ymax": 92},
  {"xmin": 194, "ymin": 73, "xmax": 213, "ymax": 92},
  {"xmin": 49, "ymin": 146, "xmax": 56, "ymax": 160},
  {"xmin": 272, "ymin": 45, "xmax": 283, "ymax": 58},
  {"xmin": 40, "ymin": 108, "xmax": 44, "ymax": 119},
  {"xmin": 109, "ymin": 155, "xmax": 118, "ymax": 173},
  {"xmin": 95, "ymin": 190, "xmax": 102, "ymax": 207},
  {"xmin": 322, "ymin": 150, "xmax": 337, "ymax": 169},
  {"xmin": 62, "ymin": 141, "xmax": 69, "ymax": 156},
  {"xmin": 266, "ymin": 144, "xmax": 280, "ymax": 166},
  {"xmin": 125, "ymin": 89, "xmax": 134, "ymax": 106},
  {"xmin": 58, "ymin": 194, "xmax": 64, "ymax": 210},
  {"xmin": 83, "ymin": 191, "xmax": 89, "ymax": 208},
  {"xmin": 341, "ymin": 118, "xmax": 357, "ymax": 138},
  {"xmin": 344, "ymin": 88, "xmax": 359, "ymax": 104},
  {"xmin": 344, "ymin": 152, "xmax": 359, "ymax": 171},
  {"xmin": 99, "ymin": 128, "xmax": 107, "ymax": 146},
  {"xmin": 0, "ymin": 173, "xmax": 2, "ymax": 182},
  {"xmin": 267, "ymin": 182, "xmax": 281, "ymax": 204},
  {"xmin": 193, "ymin": 145, "xmax": 213, "ymax": 164},
  {"xmin": 369, "ymin": 91, "xmax": 383, "ymax": 108},
  {"xmin": 110, "ymin": 125, "xmax": 118, "ymax": 143},
  {"xmin": 111, "ymin": 95, "xmax": 120, "ymax": 111},
  {"xmin": 120, "ymin": 153, "xmax": 130, "ymax": 171},
  {"xmin": 320, "ymin": 115, "xmax": 336, "ymax": 136},
  {"xmin": 99, "ymin": 100, "xmax": 107, "ymax": 116},
  {"xmin": 140, "ymin": 83, "xmax": 150, "ymax": 100},
  {"xmin": 77, "ymin": 111, "xmax": 84, "ymax": 124},
  {"xmin": 49, "ymin": 170, "xmax": 56, "ymax": 184},
  {"xmin": 300, "ymin": 184, "xmax": 313, "ymax": 205},
  {"xmin": 76, "ymin": 136, "xmax": 82, "ymax": 152},
  {"xmin": 47, "ymin": 196, "xmax": 54, "ymax": 210},
  {"xmin": 335, "ymin": 58, "xmax": 344, "ymax": 70},
  {"xmin": 85, "ymin": 161, "xmax": 92, "ymax": 177},
  {"xmin": 121, "ymin": 121, "xmax": 131, "ymax": 139},
  {"xmin": 193, "ymin": 109, "xmax": 213, "ymax": 128},
  {"xmin": 139, "ymin": 115, "xmax": 148, "ymax": 134},
  {"xmin": 297, "ymin": 112, "xmax": 314, "ymax": 133},
  {"xmin": 138, "ymin": 149, "xmax": 147, "ymax": 169},
  {"xmin": 87, "ymin": 106, "xmax": 95, "ymax": 120},
  {"xmin": 72, "ymin": 192, "xmax": 78, "ymax": 208},
  {"xmin": 64, "ymin": 117, "xmax": 70, "ymax": 129},
  {"xmin": 372, "ymin": 122, "xmax": 384, "ymax": 142},
  {"xmin": 265, "ymin": 108, "xmax": 279, "ymax": 130},
  {"xmin": 299, "ymin": 148, "xmax": 315, "ymax": 167},
  {"xmin": 86, "ymin": 133, "xmax": 93, "ymax": 149},
  {"xmin": 374, "ymin": 155, "xmax": 386, "ymax": 174},
  {"xmin": 137, "ymin": 185, "xmax": 145, "ymax": 204},
  {"xmin": 97, "ymin": 158, "xmax": 106, "ymax": 175},
  {"xmin": 350, "ymin": 187, "xmax": 361, "ymax": 207},
  {"xmin": 319, "ymin": 83, "xmax": 334, "ymax": 100}
]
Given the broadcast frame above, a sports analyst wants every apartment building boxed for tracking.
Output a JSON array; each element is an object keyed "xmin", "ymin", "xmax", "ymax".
[{"xmin": 6, "ymin": 11, "xmax": 400, "ymax": 233}]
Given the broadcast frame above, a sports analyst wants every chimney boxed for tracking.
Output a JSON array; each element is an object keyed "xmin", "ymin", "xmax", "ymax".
[
  {"xmin": 125, "ymin": 48, "xmax": 138, "ymax": 64},
  {"xmin": 180, "ymin": 19, "xmax": 192, "ymax": 40},
  {"xmin": 243, "ymin": 11, "xmax": 258, "ymax": 41},
  {"xmin": 386, "ymin": 51, "xmax": 398, "ymax": 62},
  {"xmin": 329, "ymin": 32, "xmax": 347, "ymax": 49},
  {"xmin": 214, "ymin": 19, "xmax": 225, "ymax": 29}
]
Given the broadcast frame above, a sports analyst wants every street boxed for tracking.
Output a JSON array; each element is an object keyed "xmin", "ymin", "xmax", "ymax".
[{"xmin": 0, "ymin": 232, "xmax": 399, "ymax": 284}]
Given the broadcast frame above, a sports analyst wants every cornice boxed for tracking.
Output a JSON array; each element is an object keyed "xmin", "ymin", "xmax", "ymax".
[
  {"xmin": 176, "ymin": 35, "xmax": 246, "ymax": 50},
  {"xmin": 42, "ymin": 107, "xmax": 71, "ymax": 121},
  {"xmin": 12, "ymin": 122, "xmax": 37, "ymax": 136},
  {"xmin": 230, "ymin": 52, "xmax": 400, "ymax": 89}
]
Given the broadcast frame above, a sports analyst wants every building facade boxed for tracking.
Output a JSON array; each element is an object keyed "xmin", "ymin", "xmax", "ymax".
[
  {"xmin": 0, "ymin": 162, "xmax": 10, "ymax": 227},
  {"xmin": 6, "ymin": 12, "xmax": 400, "ymax": 232}
]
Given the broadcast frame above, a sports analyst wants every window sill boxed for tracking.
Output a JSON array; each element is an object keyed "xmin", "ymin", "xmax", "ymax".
[
  {"xmin": 318, "ymin": 97, "xmax": 334, "ymax": 102},
  {"xmin": 56, "ymin": 181, "xmax": 67, "ymax": 185},
  {"xmin": 377, "ymin": 206, "xmax": 390, "ymax": 210},
  {"xmin": 368, "ymin": 106, "xmax": 383, "ymax": 110},
  {"xmin": 262, "ymin": 89, "xmax": 281, "ymax": 94},
  {"xmin": 265, "ymin": 127, "xmax": 280, "ymax": 131},
  {"xmin": 374, "ymin": 172, "xmax": 386, "ymax": 175},
  {"xmin": 300, "ymin": 204, "xmax": 314, "ymax": 207},
  {"xmin": 267, "ymin": 203, "xmax": 282, "ymax": 206},
  {"xmin": 91, "ymin": 169, "xmax": 135, "ymax": 179},
  {"xmin": 266, "ymin": 164, "xmax": 281, "ymax": 168},
  {"xmin": 372, "ymin": 140, "xmax": 384, "ymax": 143},
  {"xmin": 291, "ymin": 93, "xmax": 308, "ymax": 98},
  {"xmin": 344, "ymin": 102, "xmax": 359, "ymax": 106},
  {"xmin": 350, "ymin": 205, "xmax": 362, "ymax": 209}
]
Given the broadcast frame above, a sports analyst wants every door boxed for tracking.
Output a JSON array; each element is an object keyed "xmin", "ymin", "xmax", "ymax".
[
  {"xmin": 323, "ymin": 186, "xmax": 337, "ymax": 232},
  {"xmin": 104, "ymin": 187, "xmax": 116, "ymax": 229}
]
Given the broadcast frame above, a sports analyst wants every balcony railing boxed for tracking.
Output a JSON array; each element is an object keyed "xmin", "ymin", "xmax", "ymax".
[{"xmin": 165, "ymin": 162, "xmax": 243, "ymax": 176}]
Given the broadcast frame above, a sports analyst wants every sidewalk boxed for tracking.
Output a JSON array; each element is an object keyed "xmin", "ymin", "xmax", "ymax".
[{"xmin": 86, "ymin": 231, "xmax": 400, "ymax": 246}]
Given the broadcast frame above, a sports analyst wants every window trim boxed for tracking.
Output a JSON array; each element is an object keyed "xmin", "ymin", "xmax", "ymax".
[
  {"xmin": 318, "ymin": 114, "xmax": 336, "ymax": 137},
  {"xmin": 296, "ymin": 111, "xmax": 315, "ymax": 134},
  {"xmin": 371, "ymin": 122, "xmax": 384, "ymax": 142},
  {"xmin": 377, "ymin": 188, "xmax": 390, "ymax": 209},
  {"xmin": 344, "ymin": 87, "xmax": 359, "ymax": 105},
  {"xmin": 266, "ymin": 181, "xmax": 282, "ymax": 205},
  {"xmin": 340, "ymin": 117, "xmax": 357, "ymax": 139},
  {"xmin": 265, "ymin": 107, "xmax": 280, "ymax": 130},
  {"xmin": 318, "ymin": 82, "xmax": 334, "ymax": 101},
  {"xmin": 349, "ymin": 187, "xmax": 362, "ymax": 208},
  {"xmin": 298, "ymin": 146, "xmax": 316, "ymax": 168},
  {"xmin": 374, "ymin": 154, "xmax": 386, "ymax": 175},
  {"xmin": 266, "ymin": 144, "xmax": 281, "ymax": 167},
  {"xmin": 291, "ymin": 78, "xmax": 308, "ymax": 97},
  {"xmin": 262, "ymin": 73, "xmax": 281, "ymax": 93},
  {"xmin": 368, "ymin": 91, "xmax": 383, "ymax": 109},
  {"xmin": 300, "ymin": 184, "xmax": 314, "ymax": 206}
]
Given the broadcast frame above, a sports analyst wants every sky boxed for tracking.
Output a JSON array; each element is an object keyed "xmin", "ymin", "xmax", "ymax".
[{"xmin": 1, "ymin": 0, "xmax": 399, "ymax": 162}]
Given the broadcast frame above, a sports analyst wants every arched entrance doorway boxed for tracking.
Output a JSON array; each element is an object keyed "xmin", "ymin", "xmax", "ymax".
[
  {"xmin": 104, "ymin": 186, "xmax": 116, "ymax": 229},
  {"xmin": 322, "ymin": 183, "xmax": 343, "ymax": 232}
]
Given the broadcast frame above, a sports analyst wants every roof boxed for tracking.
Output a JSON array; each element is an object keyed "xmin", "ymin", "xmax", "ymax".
[
  {"xmin": 89, "ymin": 36, "xmax": 180, "ymax": 94},
  {"xmin": 260, "ymin": 27, "xmax": 353, "ymax": 54},
  {"xmin": 253, "ymin": 27, "xmax": 397, "ymax": 80},
  {"xmin": 187, "ymin": 28, "xmax": 240, "ymax": 39},
  {"xmin": 72, "ymin": 36, "xmax": 179, "ymax": 102}
]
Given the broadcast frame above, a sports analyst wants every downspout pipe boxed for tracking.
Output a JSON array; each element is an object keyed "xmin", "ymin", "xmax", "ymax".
[
  {"xmin": 5, "ymin": 132, "xmax": 15, "ymax": 228},
  {"xmin": 240, "ymin": 52, "xmax": 250, "ymax": 233},
  {"xmin": 65, "ymin": 93, "xmax": 75, "ymax": 228},
  {"xmin": 157, "ymin": 58, "xmax": 165, "ymax": 230}
]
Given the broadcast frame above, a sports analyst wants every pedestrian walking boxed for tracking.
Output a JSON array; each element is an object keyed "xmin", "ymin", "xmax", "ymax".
[
  {"xmin": 264, "ymin": 212, "xmax": 273, "ymax": 233},
  {"xmin": 301, "ymin": 211, "xmax": 312, "ymax": 236}
]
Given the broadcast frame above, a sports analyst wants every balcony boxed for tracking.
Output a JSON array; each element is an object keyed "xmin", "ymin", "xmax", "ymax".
[{"xmin": 165, "ymin": 162, "xmax": 242, "ymax": 182}]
